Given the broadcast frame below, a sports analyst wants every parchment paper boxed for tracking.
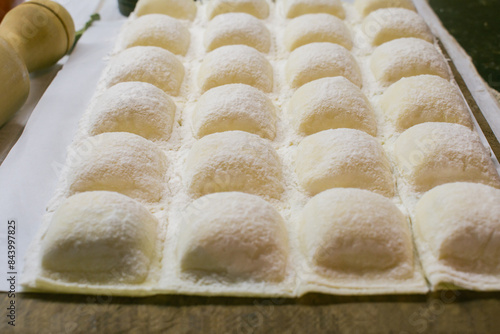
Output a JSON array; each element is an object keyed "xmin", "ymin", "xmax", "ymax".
[
  {"xmin": 1, "ymin": 0, "xmax": 500, "ymax": 293},
  {"xmin": 0, "ymin": 19, "xmax": 124, "ymax": 291}
]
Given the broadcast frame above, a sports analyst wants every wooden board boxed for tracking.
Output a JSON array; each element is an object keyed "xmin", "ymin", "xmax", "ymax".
[{"xmin": 2, "ymin": 291, "xmax": 500, "ymax": 333}]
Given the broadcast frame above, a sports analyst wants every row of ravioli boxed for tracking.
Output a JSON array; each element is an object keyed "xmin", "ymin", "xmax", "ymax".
[
  {"xmin": 27, "ymin": 0, "xmax": 500, "ymax": 295},
  {"xmin": 33, "ymin": 0, "xmax": 287, "ymax": 294},
  {"xmin": 276, "ymin": 0, "xmax": 500, "ymax": 291},
  {"xmin": 348, "ymin": 0, "xmax": 500, "ymax": 291}
]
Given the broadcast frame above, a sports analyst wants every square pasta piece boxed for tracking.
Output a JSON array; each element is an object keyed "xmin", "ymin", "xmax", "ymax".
[
  {"xmin": 159, "ymin": 192, "xmax": 297, "ymax": 297},
  {"xmin": 296, "ymin": 188, "xmax": 428, "ymax": 295},
  {"xmin": 23, "ymin": 191, "xmax": 164, "ymax": 296},
  {"xmin": 413, "ymin": 182, "xmax": 500, "ymax": 291}
]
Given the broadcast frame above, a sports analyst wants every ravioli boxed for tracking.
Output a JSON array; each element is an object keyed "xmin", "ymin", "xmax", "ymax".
[
  {"xmin": 178, "ymin": 192, "xmax": 289, "ymax": 282},
  {"xmin": 192, "ymin": 84, "xmax": 276, "ymax": 139},
  {"xmin": 41, "ymin": 191, "xmax": 158, "ymax": 284},
  {"xmin": 295, "ymin": 129, "xmax": 394, "ymax": 196},
  {"xmin": 198, "ymin": 45, "xmax": 273, "ymax": 93},
  {"xmin": 88, "ymin": 82, "xmax": 176, "ymax": 140},
  {"xmin": 107, "ymin": 46, "xmax": 185, "ymax": 95},
  {"xmin": 185, "ymin": 131, "xmax": 283, "ymax": 198},
  {"xmin": 66, "ymin": 132, "xmax": 167, "ymax": 202},
  {"xmin": 286, "ymin": 42, "xmax": 362, "ymax": 88},
  {"xmin": 371, "ymin": 38, "xmax": 450, "ymax": 85}
]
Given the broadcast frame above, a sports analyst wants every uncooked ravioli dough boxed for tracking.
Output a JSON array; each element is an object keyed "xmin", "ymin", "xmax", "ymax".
[
  {"xmin": 300, "ymin": 188, "xmax": 414, "ymax": 278},
  {"xmin": 204, "ymin": 13, "xmax": 270, "ymax": 52},
  {"xmin": 362, "ymin": 8, "xmax": 433, "ymax": 46},
  {"xmin": 379, "ymin": 75, "xmax": 472, "ymax": 131},
  {"xmin": 87, "ymin": 82, "xmax": 176, "ymax": 140},
  {"xmin": 284, "ymin": 14, "xmax": 352, "ymax": 51},
  {"xmin": 285, "ymin": 42, "xmax": 362, "ymax": 88},
  {"xmin": 283, "ymin": 0, "xmax": 345, "ymax": 19},
  {"xmin": 192, "ymin": 84, "xmax": 276, "ymax": 139},
  {"xmin": 206, "ymin": 0, "xmax": 270, "ymax": 19},
  {"xmin": 178, "ymin": 192, "xmax": 289, "ymax": 282},
  {"xmin": 121, "ymin": 14, "xmax": 190, "ymax": 55},
  {"xmin": 198, "ymin": 45, "xmax": 273, "ymax": 93},
  {"xmin": 415, "ymin": 182, "xmax": 500, "ymax": 276},
  {"xmin": 355, "ymin": 0, "xmax": 415, "ymax": 17},
  {"xmin": 66, "ymin": 132, "xmax": 168, "ymax": 202},
  {"xmin": 41, "ymin": 191, "xmax": 158, "ymax": 284},
  {"xmin": 288, "ymin": 76, "xmax": 376, "ymax": 136},
  {"xmin": 135, "ymin": 0, "xmax": 197, "ymax": 20},
  {"xmin": 27, "ymin": 0, "xmax": 500, "ymax": 297},
  {"xmin": 184, "ymin": 131, "xmax": 283, "ymax": 198},
  {"xmin": 295, "ymin": 129, "xmax": 394, "ymax": 196},
  {"xmin": 106, "ymin": 46, "xmax": 185, "ymax": 96},
  {"xmin": 393, "ymin": 122, "xmax": 500, "ymax": 192},
  {"xmin": 371, "ymin": 38, "xmax": 450, "ymax": 85}
]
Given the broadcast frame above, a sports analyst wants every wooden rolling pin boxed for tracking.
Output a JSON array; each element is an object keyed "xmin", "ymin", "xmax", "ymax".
[{"xmin": 0, "ymin": 0, "xmax": 75, "ymax": 127}]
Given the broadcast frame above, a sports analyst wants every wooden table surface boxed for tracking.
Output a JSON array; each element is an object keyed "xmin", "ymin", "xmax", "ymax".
[{"xmin": 1, "ymin": 291, "xmax": 500, "ymax": 333}]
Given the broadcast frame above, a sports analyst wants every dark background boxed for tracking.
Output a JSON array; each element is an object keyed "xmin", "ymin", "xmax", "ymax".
[{"xmin": 430, "ymin": 0, "xmax": 500, "ymax": 91}]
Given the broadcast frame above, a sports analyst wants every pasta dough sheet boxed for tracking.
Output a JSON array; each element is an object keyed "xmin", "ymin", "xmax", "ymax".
[{"xmin": 21, "ymin": 0, "xmax": 500, "ymax": 297}]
